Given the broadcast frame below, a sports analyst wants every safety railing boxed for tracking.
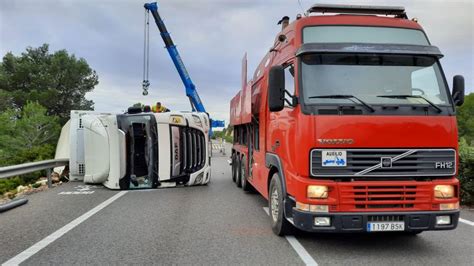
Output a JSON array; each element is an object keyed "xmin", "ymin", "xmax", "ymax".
[
  {"xmin": 211, "ymin": 143, "xmax": 226, "ymax": 156},
  {"xmin": 0, "ymin": 158, "xmax": 69, "ymax": 188}
]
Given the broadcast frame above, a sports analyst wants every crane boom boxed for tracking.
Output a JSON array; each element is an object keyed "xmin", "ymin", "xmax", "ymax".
[{"xmin": 144, "ymin": 2, "xmax": 224, "ymax": 128}]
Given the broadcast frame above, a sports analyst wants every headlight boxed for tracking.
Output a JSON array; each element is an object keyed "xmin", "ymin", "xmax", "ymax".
[
  {"xmin": 434, "ymin": 185, "xmax": 455, "ymax": 199},
  {"xmin": 307, "ymin": 185, "xmax": 328, "ymax": 199}
]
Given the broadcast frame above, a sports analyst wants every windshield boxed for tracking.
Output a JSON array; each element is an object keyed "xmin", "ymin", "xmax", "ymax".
[{"xmin": 300, "ymin": 54, "xmax": 450, "ymax": 106}]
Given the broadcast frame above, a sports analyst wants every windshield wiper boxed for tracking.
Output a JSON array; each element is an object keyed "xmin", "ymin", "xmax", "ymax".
[
  {"xmin": 309, "ymin": 94, "xmax": 375, "ymax": 112},
  {"xmin": 376, "ymin": 95, "xmax": 442, "ymax": 113}
]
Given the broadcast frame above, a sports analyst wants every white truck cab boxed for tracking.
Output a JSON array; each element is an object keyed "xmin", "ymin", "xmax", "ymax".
[{"xmin": 59, "ymin": 110, "xmax": 211, "ymax": 189}]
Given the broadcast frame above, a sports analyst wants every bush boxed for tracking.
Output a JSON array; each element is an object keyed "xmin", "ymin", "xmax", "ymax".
[
  {"xmin": 459, "ymin": 138, "xmax": 474, "ymax": 205},
  {"xmin": 456, "ymin": 94, "xmax": 474, "ymax": 145},
  {"xmin": 0, "ymin": 102, "xmax": 59, "ymax": 196},
  {"xmin": 0, "ymin": 176, "xmax": 23, "ymax": 195}
]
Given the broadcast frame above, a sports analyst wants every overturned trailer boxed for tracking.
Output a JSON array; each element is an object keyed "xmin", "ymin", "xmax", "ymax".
[{"xmin": 56, "ymin": 110, "xmax": 211, "ymax": 189}]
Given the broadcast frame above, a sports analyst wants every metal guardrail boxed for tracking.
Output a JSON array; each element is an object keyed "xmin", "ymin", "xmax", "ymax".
[{"xmin": 0, "ymin": 158, "xmax": 69, "ymax": 188}]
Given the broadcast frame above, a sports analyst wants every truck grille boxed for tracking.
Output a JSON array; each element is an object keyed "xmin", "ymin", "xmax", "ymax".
[
  {"xmin": 311, "ymin": 149, "xmax": 455, "ymax": 177},
  {"xmin": 171, "ymin": 126, "xmax": 206, "ymax": 177},
  {"xmin": 339, "ymin": 183, "xmax": 432, "ymax": 211}
]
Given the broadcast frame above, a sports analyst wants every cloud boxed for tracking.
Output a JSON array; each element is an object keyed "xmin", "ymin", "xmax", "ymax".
[{"xmin": 1, "ymin": 0, "xmax": 473, "ymax": 127}]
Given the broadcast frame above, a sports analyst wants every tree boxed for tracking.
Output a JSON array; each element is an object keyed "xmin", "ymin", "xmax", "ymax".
[
  {"xmin": 0, "ymin": 44, "xmax": 98, "ymax": 123},
  {"xmin": 457, "ymin": 93, "xmax": 474, "ymax": 145},
  {"xmin": 0, "ymin": 102, "xmax": 60, "ymax": 166}
]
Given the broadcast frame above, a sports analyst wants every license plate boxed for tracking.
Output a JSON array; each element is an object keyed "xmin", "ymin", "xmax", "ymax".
[
  {"xmin": 321, "ymin": 150, "xmax": 347, "ymax": 167},
  {"xmin": 367, "ymin": 222, "xmax": 405, "ymax": 232}
]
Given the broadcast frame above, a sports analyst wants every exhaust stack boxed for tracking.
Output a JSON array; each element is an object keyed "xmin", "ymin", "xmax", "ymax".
[{"xmin": 278, "ymin": 16, "xmax": 290, "ymax": 30}]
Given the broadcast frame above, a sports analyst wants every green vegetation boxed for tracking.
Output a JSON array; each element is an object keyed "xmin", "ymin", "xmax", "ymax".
[
  {"xmin": 457, "ymin": 93, "xmax": 474, "ymax": 205},
  {"xmin": 0, "ymin": 44, "xmax": 98, "ymax": 124},
  {"xmin": 212, "ymin": 126, "xmax": 233, "ymax": 143},
  {"xmin": 0, "ymin": 44, "xmax": 97, "ymax": 197},
  {"xmin": 457, "ymin": 93, "xmax": 474, "ymax": 145},
  {"xmin": 0, "ymin": 102, "xmax": 61, "ymax": 195},
  {"xmin": 458, "ymin": 138, "xmax": 474, "ymax": 205}
]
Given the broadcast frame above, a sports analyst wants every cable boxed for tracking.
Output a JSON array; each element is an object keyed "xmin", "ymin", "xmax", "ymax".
[
  {"xmin": 143, "ymin": 9, "xmax": 147, "ymax": 82},
  {"xmin": 297, "ymin": 0, "xmax": 304, "ymax": 14},
  {"xmin": 146, "ymin": 11, "xmax": 150, "ymax": 83},
  {"xmin": 142, "ymin": 10, "xmax": 150, "ymax": 96}
]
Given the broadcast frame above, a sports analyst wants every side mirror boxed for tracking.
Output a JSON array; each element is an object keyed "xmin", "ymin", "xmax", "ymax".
[
  {"xmin": 452, "ymin": 75, "xmax": 465, "ymax": 106},
  {"xmin": 268, "ymin": 66, "xmax": 285, "ymax": 112}
]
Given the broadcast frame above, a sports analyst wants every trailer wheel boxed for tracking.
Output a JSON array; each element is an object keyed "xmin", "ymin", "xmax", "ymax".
[
  {"xmin": 269, "ymin": 173, "xmax": 293, "ymax": 236},
  {"xmin": 231, "ymin": 154, "xmax": 237, "ymax": 183},
  {"xmin": 236, "ymin": 156, "xmax": 242, "ymax": 188},
  {"xmin": 240, "ymin": 155, "xmax": 251, "ymax": 192}
]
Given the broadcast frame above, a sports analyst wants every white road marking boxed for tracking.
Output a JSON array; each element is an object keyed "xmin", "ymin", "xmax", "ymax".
[
  {"xmin": 58, "ymin": 191, "xmax": 95, "ymax": 195},
  {"xmin": 285, "ymin": 236, "xmax": 318, "ymax": 266},
  {"xmin": 263, "ymin": 206, "xmax": 270, "ymax": 215},
  {"xmin": 59, "ymin": 185, "xmax": 97, "ymax": 195},
  {"xmin": 2, "ymin": 191, "xmax": 128, "ymax": 266},
  {"xmin": 262, "ymin": 207, "xmax": 318, "ymax": 266},
  {"xmin": 459, "ymin": 218, "xmax": 474, "ymax": 226}
]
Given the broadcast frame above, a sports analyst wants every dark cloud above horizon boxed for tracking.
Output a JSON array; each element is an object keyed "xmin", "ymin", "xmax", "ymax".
[{"xmin": 1, "ymin": 0, "xmax": 473, "ymax": 124}]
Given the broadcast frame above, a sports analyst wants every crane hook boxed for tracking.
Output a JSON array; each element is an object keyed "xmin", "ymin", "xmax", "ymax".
[{"xmin": 142, "ymin": 80, "xmax": 150, "ymax": 96}]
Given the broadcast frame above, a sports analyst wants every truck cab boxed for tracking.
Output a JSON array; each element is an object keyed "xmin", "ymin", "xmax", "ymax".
[
  {"xmin": 63, "ymin": 110, "xmax": 211, "ymax": 189},
  {"xmin": 230, "ymin": 4, "xmax": 465, "ymax": 235}
]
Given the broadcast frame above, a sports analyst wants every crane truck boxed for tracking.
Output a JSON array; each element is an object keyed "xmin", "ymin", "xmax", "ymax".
[
  {"xmin": 230, "ymin": 4, "xmax": 465, "ymax": 235},
  {"xmin": 54, "ymin": 2, "xmax": 224, "ymax": 189}
]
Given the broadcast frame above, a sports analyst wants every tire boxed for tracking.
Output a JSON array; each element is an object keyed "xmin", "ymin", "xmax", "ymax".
[
  {"xmin": 236, "ymin": 156, "xmax": 242, "ymax": 188},
  {"xmin": 231, "ymin": 154, "xmax": 237, "ymax": 183},
  {"xmin": 241, "ymin": 155, "xmax": 251, "ymax": 192},
  {"xmin": 269, "ymin": 173, "xmax": 293, "ymax": 236}
]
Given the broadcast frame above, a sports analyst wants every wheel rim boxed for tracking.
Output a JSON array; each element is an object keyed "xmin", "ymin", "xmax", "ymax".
[{"xmin": 270, "ymin": 187, "xmax": 279, "ymax": 222}]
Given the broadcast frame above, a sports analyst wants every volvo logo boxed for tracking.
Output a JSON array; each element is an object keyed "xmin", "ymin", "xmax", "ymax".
[
  {"xmin": 317, "ymin": 139, "xmax": 354, "ymax": 145},
  {"xmin": 380, "ymin": 157, "xmax": 392, "ymax": 168}
]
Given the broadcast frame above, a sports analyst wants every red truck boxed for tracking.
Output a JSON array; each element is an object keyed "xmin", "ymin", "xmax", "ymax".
[{"xmin": 229, "ymin": 4, "xmax": 465, "ymax": 235}]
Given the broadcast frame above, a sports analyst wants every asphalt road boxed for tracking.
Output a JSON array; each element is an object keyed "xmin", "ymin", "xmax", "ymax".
[{"xmin": 1, "ymin": 145, "xmax": 473, "ymax": 265}]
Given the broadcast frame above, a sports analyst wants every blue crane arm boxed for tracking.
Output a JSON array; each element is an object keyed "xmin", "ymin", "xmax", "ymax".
[
  {"xmin": 144, "ymin": 2, "xmax": 225, "ymax": 128},
  {"xmin": 144, "ymin": 2, "xmax": 204, "ymax": 112}
]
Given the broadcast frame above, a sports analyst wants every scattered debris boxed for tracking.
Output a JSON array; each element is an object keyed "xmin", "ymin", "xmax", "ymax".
[{"xmin": 0, "ymin": 172, "xmax": 66, "ymax": 205}]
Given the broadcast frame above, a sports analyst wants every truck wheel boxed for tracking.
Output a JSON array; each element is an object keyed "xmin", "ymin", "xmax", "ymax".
[
  {"xmin": 269, "ymin": 173, "xmax": 293, "ymax": 236},
  {"xmin": 231, "ymin": 154, "xmax": 237, "ymax": 183},
  {"xmin": 236, "ymin": 156, "xmax": 242, "ymax": 188},
  {"xmin": 240, "ymin": 155, "xmax": 251, "ymax": 192}
]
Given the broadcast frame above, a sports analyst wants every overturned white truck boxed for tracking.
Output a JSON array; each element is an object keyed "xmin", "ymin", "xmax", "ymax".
[{"xmin": 56, "ymin": 110, "xmax": 211, "ymax": 189}]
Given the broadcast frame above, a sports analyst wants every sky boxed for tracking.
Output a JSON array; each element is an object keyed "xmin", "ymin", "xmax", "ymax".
[{"xmin": 1, "ymin": 0, "xmax": 473, "ymax": 125}]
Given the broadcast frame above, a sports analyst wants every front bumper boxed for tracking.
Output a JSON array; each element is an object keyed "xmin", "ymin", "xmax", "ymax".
[{"xmin": 292, "ymin": 209, "xmax": 459, "ymax": 233}]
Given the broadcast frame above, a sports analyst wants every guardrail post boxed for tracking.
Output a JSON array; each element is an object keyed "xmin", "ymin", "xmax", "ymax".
[{"xmin": 47, "ymin": 168, "xmax": 52, "ymax": 188}]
